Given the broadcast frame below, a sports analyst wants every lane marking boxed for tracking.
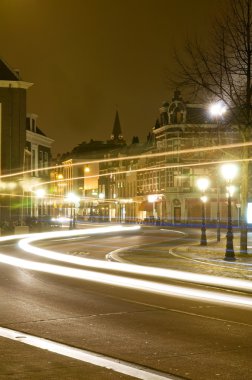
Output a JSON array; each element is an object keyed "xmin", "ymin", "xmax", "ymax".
[
  {"xmin": 168, "ymin": 308, "xmax": 252, "ymax": 328},
  {"xmin": 113, "ymin": 296, "xmax": 252, "ymax": 327},
  {"xmin": 0, "ymin": 327, "xmax": 178, "ymax": 380}
]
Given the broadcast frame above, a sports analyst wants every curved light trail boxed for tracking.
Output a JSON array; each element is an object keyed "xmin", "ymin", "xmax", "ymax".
[
  {"xmin": 0, "ymin": 249, "xmax": 252, "ymax": 308},
  {"xmin": 17, "ymin": 226, "xmax": 252, "ymax": 293},
  {"xmin": 0, "ymin": 225, "xmax": 251, "ymax": 308}
]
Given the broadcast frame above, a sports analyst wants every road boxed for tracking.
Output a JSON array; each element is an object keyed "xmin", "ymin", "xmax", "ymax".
[{"xmin": 0, "ymin": 225, "xmax": 252, "ymax": 380}]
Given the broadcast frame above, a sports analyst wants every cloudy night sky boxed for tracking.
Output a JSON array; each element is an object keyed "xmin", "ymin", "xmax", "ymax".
[{"xmin": 0, "ymin": 0, "xmax": 220, "ymax": 155}]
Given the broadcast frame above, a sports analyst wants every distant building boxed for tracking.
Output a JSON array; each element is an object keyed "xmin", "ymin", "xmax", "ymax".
[
  {"xmin": 144, "ymin": 91, "xmax": 241, "ymax": 224},
  {"xmin": 98, "ymin": 142, "xmax": 152, "ymax": 222},
  {"xmin": 53, "ymin": 92, "xmax": 244, "ymax": 226},
  {"xmin": 24, "ymin": 114, "xmax": 54, "ymax": 219},
  {"xmin": 98, "ymin": 91, "xmax": 242, "ymax": 225},
  {"xmin": 61, "ymin": 111, "xmax": 126, "ymax": 161},
  {"xmin": 55, "ymin": 111, "xmax": 127, "ymax": 221},
  {"xmin": 109, "ymin": 110, "xmax": 125, "ymax": 144}
]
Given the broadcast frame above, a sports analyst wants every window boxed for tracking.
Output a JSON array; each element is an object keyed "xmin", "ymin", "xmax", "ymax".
[
  {"xmin": 31, "ymin": 118, "xmax": 36, "ymax": 132},
  {"xmin": 39, "ymin": 151, "xmax": 43, "ymax": 168},
  {"xmin": 32, "ymin": 149, "xmax": 36, "ymax": 174},
  {"xmin": 44, "ymin": 151, "xmax": 49, "ymax": 174}
]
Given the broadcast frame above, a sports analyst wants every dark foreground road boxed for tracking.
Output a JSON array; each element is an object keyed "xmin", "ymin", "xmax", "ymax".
[{"xmin": 0, "ymin": 227, "xmax": 252, "ymax": 379}]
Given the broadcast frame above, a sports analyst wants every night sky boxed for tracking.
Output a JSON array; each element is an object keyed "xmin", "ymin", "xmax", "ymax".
[{"xmin": 0, "ymin": 0, "xmax": 220, "ymax": 155}]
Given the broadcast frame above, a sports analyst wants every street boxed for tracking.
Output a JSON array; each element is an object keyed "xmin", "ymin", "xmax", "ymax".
[{"xmin": 0, "ymin": 225, "xmax": 252, "ymax": 380}]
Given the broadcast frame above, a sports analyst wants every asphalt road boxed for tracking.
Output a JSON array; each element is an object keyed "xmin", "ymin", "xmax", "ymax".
[{"xmin": 0, "ymin": 226, "xmax": 252, "ymax": 380}]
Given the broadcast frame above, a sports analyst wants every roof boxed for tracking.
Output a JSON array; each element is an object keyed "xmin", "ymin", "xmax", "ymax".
[
  {"xmin": 0, "ymin": 58, "xmax": 20, "ymax": 81},
  {"xmin": 111, "ymin": 110, "xmax": 123, "ymax": 140},
  {"xmin": 36, "ymin": 126, "xmax": 47, "ymax": 137}
]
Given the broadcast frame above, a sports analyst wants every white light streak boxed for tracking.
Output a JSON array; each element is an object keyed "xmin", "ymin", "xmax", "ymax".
[
  {"xmin": 0, "ymin": 225, "xmax": 251, "ymax": 308},
  {"xmin": 32, "ymin": 156, "xmax": 248, "ymax": 192},
  {"xmin": 0, "ymin": 140, "xmax": 251, "ymax": 181},
  {"xmin": 15, "ymin": 226, "xmax": 252, "ymax": 294},
  {"xmin": 0, "ymin": 252, "xmax": 252, "ymax": 308}
]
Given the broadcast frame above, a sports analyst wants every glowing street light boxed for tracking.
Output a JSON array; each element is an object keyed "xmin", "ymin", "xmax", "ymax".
[
  {"xmin": 209, "ymin": 101, "xmax": 227, "ymax": 118},
  {"xmin": 197, "ymin": 178, "xmax": 210, "ymax": 246},
  {"xmin": 35, "ymin": 189, "xmax": 46, "ymax": 217},
  {"xmin": 209, "ymin": 102, "xmax": 227, "ymax": 241},
  {"xmin": 148, "ymin": 194, "xmax": 158, "ymax": 219},
  {"xmin": 35, "ymin": 189, "xmax": 45, "ymax": 198},
  {"xmin": 220, "ymin": 163, "xmax": 238, "ymax": 261},
  {"xmin": 67, "ymin": 192, "xmax": 80, "ymax": 230},
  {"xmin": 99, "ymin": 193, "xmax": 105, "ymax": 200}
]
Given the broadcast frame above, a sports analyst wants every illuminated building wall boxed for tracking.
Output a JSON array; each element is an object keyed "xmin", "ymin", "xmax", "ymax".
[
  {"xmin": 0, "ymin": 59, "xmax": 32, "ymax": 175},
  {"xmin": 0, "ymin": 59, "xmax": 33, "ymax": 222},
  {"xmin": 0, "ymin": 59, "xmax": 54, "ymax": 223},
  {"xmin": 149, "ymin": 91, "xmax": 241, "ymax": 224}
]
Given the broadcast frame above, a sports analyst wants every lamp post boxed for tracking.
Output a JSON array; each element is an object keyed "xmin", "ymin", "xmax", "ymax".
[
  {"xmin": 148, "ymin": 194, "xmax": 158, "ymax": 223},
  {"xmin": 220, "ymin": 163, "xmax": 238, "ymax": 261},
  {"xmin": 69, "ymin": 201, "xmax": 73, "ymax": 230},
  {"xmin": 209, "ymin": 102, "xmax": 226, "ymax": 242},
  {"xmin": 216, "ymin": 183, "xmax": 221, "ymax": 242},
  {"xmin": 197, "ymin": 178, "xmax": 210, "ymax": 246},
  {"xmin": 67, "ymin": 192, "xmax": 80, "ymax": 230},
  {"xmin": 98, "ymin": 193, "xmax": 105, "ymax": 222},
  {"xmin": 35, "ymin": 188, "xmax": 45, "ymax": 218}
]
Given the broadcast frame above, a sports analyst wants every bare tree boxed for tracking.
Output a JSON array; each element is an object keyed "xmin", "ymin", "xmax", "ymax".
[{"xmin": 172, "ymin": 0, "xmax": 252, "ymax": 254}]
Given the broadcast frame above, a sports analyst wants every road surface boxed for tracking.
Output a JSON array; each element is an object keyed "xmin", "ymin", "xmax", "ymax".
[{"xmin": 0, "ymin": 225, "xmax": 251, "ymax": 379}]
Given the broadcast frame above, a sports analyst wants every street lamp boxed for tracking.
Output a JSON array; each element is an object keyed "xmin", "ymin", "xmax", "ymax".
[
  {"xmin": 209, "ymin": 101, "xmax": 227, "ymax": 242},
  {"xmin": 197, "ymin": 178, "xmax": 210, "ymax": 246},
  {"xmin": 148, "ymin": 194, "xmax": 158, "ymax": 222},
  {"xmin": 220, "ymin": 163, "xmax": 238, "ymax": 261},
  {"xmin": 209, "ymin": 101, "xmax": 227, "ymax": 120},
  {"xmin": 35, "ymin": 188, "xmax": 45, "ymax": 217},
  {"xmin": 67, "ymin": 192, "xmax": 80, "ymax": 230},
  {"xmin": 216, "ymin": 184, "xmax": 221, "ymax": 243}
]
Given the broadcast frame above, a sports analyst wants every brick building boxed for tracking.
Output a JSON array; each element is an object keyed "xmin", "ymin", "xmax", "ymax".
[{"xmin": 0, "ymin": 58, "xmax": 54, "ymax": 224}]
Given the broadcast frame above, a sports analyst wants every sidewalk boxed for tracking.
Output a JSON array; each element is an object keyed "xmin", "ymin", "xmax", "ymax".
[
  {"xmin": 169, "ymin": 234, "xmax": 252, "ymax": 279},
  {"xmin": 109, "ymin": 231, "xmax": 252, "ymax": 280}
]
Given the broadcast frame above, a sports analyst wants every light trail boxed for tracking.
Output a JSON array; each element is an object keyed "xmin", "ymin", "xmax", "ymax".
[
  {"xmin": 33, "ymin": 156, "xmax": 252, "ymax": 190},
  {"xmin": 1, "ymin": 250, "xmax": 252, "ymax": 308},
  {"xmin": 0, "ymin": 226, "xmax": 251, "ymax": 307},
  {"xmin": 1, "ymin": 155, "xmax": 249, "ymax": 199},
  {"xmin": 0, "ymin": 140, "xmax": 250, "ymax": 181},
  {"xmin": 16, "ymin": 226, "xmax": 252, "ymax": 294}
]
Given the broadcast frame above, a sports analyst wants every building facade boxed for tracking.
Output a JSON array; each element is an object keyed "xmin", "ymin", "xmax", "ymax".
[
  {"xmin": 54, "ymin": 111, "xmax": 127, "ymax": 222},
  {"xmin": 136, "ymin": 92, "xmax": 242, "ymax": 225},
  {"xmin": 24, "ymin": 114, "xmax": 54, "ymax": 220},
  {"xmin": 53, "ymin": 92, "xmax": 243, "ymax": 227},
  {"xmin": 0, "ymin": 59, "xmax": 54, "ymax": 225},
  {"xmin": 97, "ymin": 91, "xmax": 242, "ymax": 225}
]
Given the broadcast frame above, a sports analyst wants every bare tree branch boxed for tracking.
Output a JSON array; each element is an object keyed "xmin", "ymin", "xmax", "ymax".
[{"xmin": 170, "ymin": 0, "xmax": 252, "ymax": 254}]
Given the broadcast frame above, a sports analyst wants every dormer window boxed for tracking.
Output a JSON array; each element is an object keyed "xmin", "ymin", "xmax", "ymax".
[
  {"xmin": 168, "ymin": 101, "xmax": 186, "ymax": 124},
  {"xmin": 27, "ymin": 114, "xmax": 38, "ymax": 132},
  {"xmin": 32, "ymin": 118, "xmax": 36, "ymax": 132}
]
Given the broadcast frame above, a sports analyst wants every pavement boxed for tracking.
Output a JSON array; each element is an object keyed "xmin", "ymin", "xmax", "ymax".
[{"xmin": 108, "ymin": 229, "xmax": 252, "ymax": 281}]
